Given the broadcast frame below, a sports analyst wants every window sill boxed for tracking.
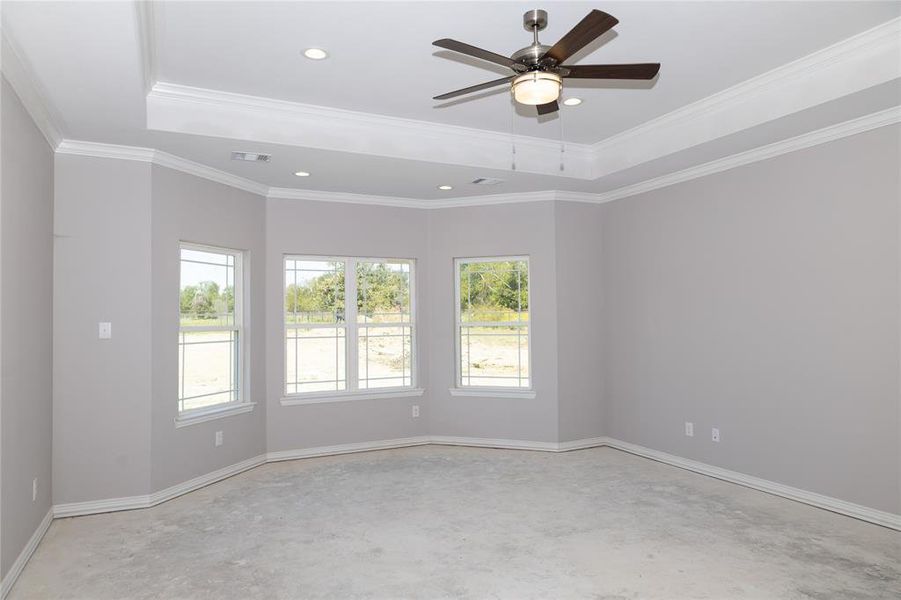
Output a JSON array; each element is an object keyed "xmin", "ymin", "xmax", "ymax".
[
  {"xmin": 281, "ymin": 388, "xmax": 424, "ymax": 406},
  {"xmin": 175, "ymin": 402, "xmax": 256, "ymax": 428},
  {"xmin": 448, "ymin": 387, "xmax": 537, "ymax": 399}
]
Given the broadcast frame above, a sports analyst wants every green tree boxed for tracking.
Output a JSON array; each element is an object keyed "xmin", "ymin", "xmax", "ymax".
[
  {"xmin": 180, "ymin": 285, "xmax": 198, "ymax": 316},
  {"xmin": 179, "ymin": 280, "xmax": 222, "ymax": 320},
  {"xmin": 285, "ymin": 264, "xmax": 345, "ymax": 322},
  {"xmin": 459, "ymin": 261, "xmax": 528, "ymax": 317},
  {"xmin": 357, "ymin": 263, "xmax": 409, "ymax": 319}
]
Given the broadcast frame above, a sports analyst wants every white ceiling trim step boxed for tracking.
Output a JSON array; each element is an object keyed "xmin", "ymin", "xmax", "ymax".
[
  {"xmin": 593, "ymin": 105, "xmax": 901, "ymax": 204},
  {"xmin": 590, "ymin": 17, "xmax": 901, "ymax": 178},
  {"xmin": 145, "ymin": 18, "xmax": 901, "ymax": 183},
  {"xmin": 58, "ymin": 104, "xmax": 900, "ymax": 210},
  {"xmin": 146, "ymin": 82, "xmax": 596, "ymax": 180}
]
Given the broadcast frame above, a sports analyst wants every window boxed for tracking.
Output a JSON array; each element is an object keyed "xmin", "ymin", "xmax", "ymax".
[
  {"xmin": 284, "ymin": 256, "xmax": 415, "ymax": 396},
  {"xmin": 178, "ymin": 244, "xmax": 244, "ymax": 413},
  {"xmin": 455, "ymin": 257, "xmax": 530, "ymax": 389}
]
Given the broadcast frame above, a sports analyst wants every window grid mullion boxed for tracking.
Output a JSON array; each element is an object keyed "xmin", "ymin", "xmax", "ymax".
[
  {"xmin": 284, "ymin": 255, "xmax": 415, "ymax": 397},
  {"xmin": 455, "ymin": 257, "xmax": 530, "ymax": 391},
  {"xmin": 178, "ymin": 243, "xmax": 244, "ymax": 414},
  {"xmin": 345, "ymin": 258, "xmax": 359, "ymax": 391}
]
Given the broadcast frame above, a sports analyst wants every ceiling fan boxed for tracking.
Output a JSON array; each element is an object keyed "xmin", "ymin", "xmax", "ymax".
[{"xmin": 432, "ymin": 9, "xmax": 660, "ymax": 115}]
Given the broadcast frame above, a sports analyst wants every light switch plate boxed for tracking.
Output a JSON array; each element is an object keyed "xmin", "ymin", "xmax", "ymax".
[{"xmin": 98, "ymin": 322, "xmax": 112, "ymax": 339}]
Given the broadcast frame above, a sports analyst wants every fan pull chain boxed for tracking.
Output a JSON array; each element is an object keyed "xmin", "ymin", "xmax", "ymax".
[
  {"xmin": 510, "ymin": 102, "xmax": 517, "ymax": 171},
  {"xmin": 559, "ymin": 109, "xmax": 565, "ymax": 172}
]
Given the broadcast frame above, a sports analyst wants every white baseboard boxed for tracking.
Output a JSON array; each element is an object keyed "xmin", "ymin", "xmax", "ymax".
[
  {"xmin": 49, "ymin": 434, "xmax": 901, "ymax": 532},
  {"xmin": 0, "ymin": 508, "xmax": 53, "ymax": 599},
  {"xmin": 429, "ymin": 435, "xmax": 560, "ymax": 452},
  {"xmin": 54, "ymin": 454, "xmax": 267, "ymax": 518},
  {"xmin": 53, "ymin": 493, "xmax": 150, "ymax": 519},
  {"xmin": 11, "ymin": 433, "xmax": 893, "ymax": 600},
  {"xmin": 267, "ymin": 436, "xmax": 431, "ymax": 462},
  {"xmin": 556, "ymin": 436, "xmax": 610, "ymax": 451},
  {"xmin": 149, "ymin": 454, "xmax": 266, "ymax": 506},
  {"xmin": 604, "ymin": 438, "xmax": 901, "ymax": 531}
]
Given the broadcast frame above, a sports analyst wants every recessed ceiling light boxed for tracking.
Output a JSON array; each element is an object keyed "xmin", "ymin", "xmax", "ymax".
[
  {"xmin": 303, "ymin": 48, "xmax": 328, "ymax": 60},
  {"xmin": 437, "ymin": 185, "xmax": 453, "ymax": 191},
  {"xmin": 563, "ymin": 97, "xmax": 583, "ymax": 106},
  {"xmin": 294, "ymin": 171, "xmax": 311, "ymax": 177}
]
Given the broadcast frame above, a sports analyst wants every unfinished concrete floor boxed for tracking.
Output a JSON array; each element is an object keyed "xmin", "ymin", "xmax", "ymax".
[{"xmin": 10, "ymin": 446, "xmax": 900, "ymax": 599}]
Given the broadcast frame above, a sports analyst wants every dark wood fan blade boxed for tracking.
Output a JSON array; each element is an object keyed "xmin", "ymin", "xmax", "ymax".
[
  {"xmin": 433, "ymin": 76, "xmax": 512, "ymax": 100},
  {"xmin": 563, "ymin": 63, "xmax": 661, "ymax": 80},
  {"xmin": 433, "ymin": 38, "xmax": 518, "ymax": 70},
  {"xmin": 542, "ymin": 10, "xmax": 618, "ymax": 65},
  {"xmin": 536, "ymin": 101, "xmax": 559, "ymax": 115}
]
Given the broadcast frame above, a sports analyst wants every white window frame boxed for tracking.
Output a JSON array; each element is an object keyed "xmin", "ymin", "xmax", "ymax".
[
  {"xmin": 453, "ymin": 255, "xmax": 535, "ymax": 398},
  {"xmin": 175, "ymin": 242, "xmax": 254, "ymax": 427},
  {"xmin": 281, "ymin": 255, "xmax": 422, "ymax": 405}
]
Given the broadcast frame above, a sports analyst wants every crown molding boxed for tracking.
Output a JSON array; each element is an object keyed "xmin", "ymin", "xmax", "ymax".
[
  {"xmin": 590, "ymin": 17, "xmax": 901, "ymax": 178},
  {"xmin": 1, "ymin": 26, "xmax": 64, "ymax": 148},
  {"xmin": 56, "ymin": 104, "xmax": 901, "ymax": 209},
  {"xmin": 147, "ymin": 81, "xmax": 596, "ymax": 179},
  {"xmin": 593, "ymin": 105, "xmax": 901, "ymax": 204},
  {"xmin": 424, "ymin": 190, "xmax": 604, "ymax": 209},
  {"xmin": 266, "ymin": 187, "xmax": 427, "ymax": 209},
  {"xmin": 56, "ymin": 139, "xmax": 155, "ymax": 162},
  {"xmin": 425, "ymin": 190, "xmax": 557, "ymax": 209},
  {"xmin": 152, "ymin": 149, "xmax": 269, "ymax": 195},
  {"xmin": 55, "ymin": 139, "xmax": 269, "ymax": 196},
  {"xmin": 266, "ymin": 189, "xmax": 602, "ymax": 209},
  {"xmin": 272, "ymin": 107, "xmax": 901, "ymax": 208}
]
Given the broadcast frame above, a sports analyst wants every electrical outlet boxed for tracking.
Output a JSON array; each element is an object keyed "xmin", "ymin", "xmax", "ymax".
[
  {"xmin": 684, "ymin": 422, "xmax": 694, "ymax": 437},
  {"xmin": 32, "ymin": 478, "xmax": 38, "ymax": 502},
  {"xmin": 411, "ymin": 405, "xmax": 420, "ymax": 418},
  {"xmin": 712, "ymin": 428, "xmax": 720, "ymax": 443},
  {"xmin": 215, "ymin": 431, "xmax": 223, "ymax": 447}
]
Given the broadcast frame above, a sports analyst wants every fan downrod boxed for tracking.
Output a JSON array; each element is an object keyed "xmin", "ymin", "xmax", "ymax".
[{"xmin": 513, "ymin": 9, "xmax": 551, "ymax": 68}]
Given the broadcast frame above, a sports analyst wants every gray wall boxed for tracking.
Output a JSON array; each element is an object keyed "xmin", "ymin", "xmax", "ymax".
[
  {"xmin": 265, "ymin": 198, "xmax": 430, "ymax": 452},
  {"xmin": 41, "ymin": 121, "xmax": 901, "ymax": 519},
  {"xmin": 600, "ymin": 125, "xmax": 901, "ymax": 514},
  {"xmin": 0, "ymin": 77, "xmax": 53, "ymax": 577},
  {"xmin": 150, "ymin": 166, "xmax": 266, "ymax": 491},
  {"xmin": 52, "ymin": 160, "xmax": 271, "ymax": 503},
  {"xmin": 53, "ymin": 155, "xmax": 152, "ymax": 504},
  {"xmin": 427, "ymin": 201, "xmax": 559, "ymax": 443},
  {"xmin": 555, "ymin": 202, "xmax": 605, "ymax": 443}
]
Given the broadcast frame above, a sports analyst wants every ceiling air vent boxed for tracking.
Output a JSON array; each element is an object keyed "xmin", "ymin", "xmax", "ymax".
[
  {"xmin": 231, "ymin": 151, "xmax": 271, "ymax": 163},
  {"xmin": 471, "ymin": 177, "xmax": 504, "ymax": 185}
]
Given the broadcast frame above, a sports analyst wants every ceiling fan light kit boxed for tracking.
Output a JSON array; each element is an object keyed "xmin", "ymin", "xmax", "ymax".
[
  {"xmin": 433, "ymin": 8, "xmax": 660, "ymax": 115},
  {"xmin": 512, "ymin": 71, "xmax": 562, "ymax": 105}
]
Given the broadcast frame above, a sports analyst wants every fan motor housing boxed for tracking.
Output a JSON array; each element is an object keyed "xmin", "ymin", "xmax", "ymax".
[{"xmin": 511, "ymin": 43, "xmax": 551, "ymax": 67}]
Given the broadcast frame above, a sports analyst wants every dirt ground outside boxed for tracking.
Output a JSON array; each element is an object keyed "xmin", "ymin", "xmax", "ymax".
[{"xmin": 179, "ymin": 324, "xmax": 530, "ymax": 411}]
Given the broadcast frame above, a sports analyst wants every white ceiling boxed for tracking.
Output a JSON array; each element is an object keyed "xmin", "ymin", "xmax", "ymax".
[
  {"xmin": 154, "ymin": 1, "xmax": 899, "ymax": 142},
  {"xmin": 2, "ymin": 1, "xmax": 899, "ymax": 201}
]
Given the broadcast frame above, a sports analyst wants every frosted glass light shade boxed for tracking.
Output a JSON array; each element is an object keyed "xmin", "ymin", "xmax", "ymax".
[{"xmin": 511, "ymin": 72, "xmax": 562, "ymax": 105}]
